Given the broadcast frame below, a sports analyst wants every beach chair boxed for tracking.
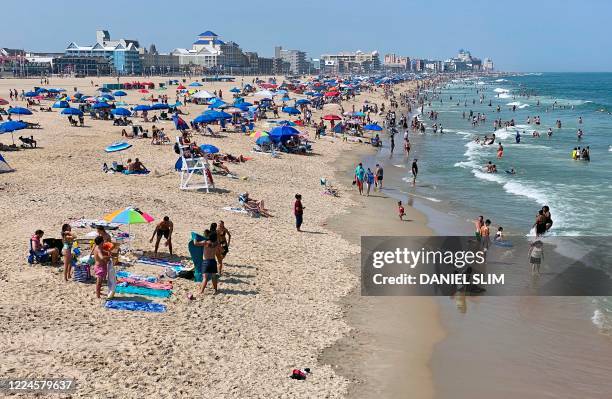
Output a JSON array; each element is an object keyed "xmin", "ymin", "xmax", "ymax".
[{"xmin": 176, "ymin": 137, "xmax": 214, "ymax": 192}]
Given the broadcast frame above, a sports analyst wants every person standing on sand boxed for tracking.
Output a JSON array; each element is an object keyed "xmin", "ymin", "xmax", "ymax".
[
  {"xmin": 93, "ymin": 236, "xmax": 110, "ymax": 299},
  {"xmin": 474, "ymin": 216, "xmax": 484, "ymax": 242},
  {"xmin": 195, "ymin": 232, "xmax": 219, "ymax": 295},
  {"xmin": 216, "ymin": 221, "xmax": 231, "ymax": 274},
  {"xmin": 294, "ymin": 194, "xmax": 305, "ymax": 232},
  {"xmin": 354, "ymin": 163, "xmax": 365, "ymax": 195},
  {"xmin": 375, "ymin": 164, "xmax": 384, "ymax": 189},
  {"xmin": 61, "ymin": 224, "xmax": 76, "ymax": 282},
  {"xmin": 150, "ymin": 216, "xmax": 173, "ymax": 257},
  {"xmin": 480, "ymin": 219, "xmax": 491, "ymax": 255},
  {"xmin": 411, "ymin": 158, "xmax": 418, "ymax": 186},
  {"xmin": 528, "ymin": 240, "xmax": 544, "ymax": 275}
]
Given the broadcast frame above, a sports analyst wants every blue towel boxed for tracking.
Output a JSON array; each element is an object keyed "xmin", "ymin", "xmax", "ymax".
[
  {"xmin": 115, "ymin": 285, "xmax": 172, "ymax": 298},
  {"xmin": 105, "ymin": 300, "xmax": 166, "ymax": 313}
]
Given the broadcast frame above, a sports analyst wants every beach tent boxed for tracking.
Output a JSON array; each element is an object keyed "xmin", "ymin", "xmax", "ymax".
[
  {"xmin": 0, "ymin": 154, "xmax": 14, "ymax": 173},
  {"xmin": 192, "ymin": 90, "xmax": 214, "ymax": 99}
]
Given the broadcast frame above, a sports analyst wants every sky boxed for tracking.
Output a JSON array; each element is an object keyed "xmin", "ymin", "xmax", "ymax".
[{"xmin": 1, "ymin": 0, "xmax": 611, "ymax": 72}]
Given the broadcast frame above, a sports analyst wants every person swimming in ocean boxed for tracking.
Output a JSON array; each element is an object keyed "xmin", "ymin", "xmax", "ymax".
[
  {"xmin": 515, "ymin": 131, "xmax": 521, "ymax": 143},
  {"xmin": 506, "ymin": 167, "xmax": 516, "ymax": 175},
  {"xmin": 547, "ymin": 128, "xmax": 553, "ymax": 137},
  {"xmin": 497, "ymin": 142, "xmax": 504, "ymax": 158}
]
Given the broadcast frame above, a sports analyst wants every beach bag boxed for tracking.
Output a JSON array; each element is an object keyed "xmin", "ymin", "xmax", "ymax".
[
  {"xmin": 73, "ymin": 263, "xmax": 91, "ymax": 283},
  {"xmin": 290, "ymin": 369, "xmax": 309, "ymax": 380}
]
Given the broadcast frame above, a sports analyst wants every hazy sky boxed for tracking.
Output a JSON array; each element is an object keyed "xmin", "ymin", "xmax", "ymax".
[{"xmin": 1, "ymin": 0, "xmax": 610, "ymax": 72}]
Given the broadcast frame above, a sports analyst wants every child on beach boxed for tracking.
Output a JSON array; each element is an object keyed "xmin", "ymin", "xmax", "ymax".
[
  {"xmin": 528, "ymin": 240, "xmax": 544, "ymax": 275},
  {"xmin": 398, "ymin": 201, "xmax": 405, "ymax": 220},
  {"xmin": 365, "ymin": 168, "xmax": 374, "ymax": 196},
  {"xmin": 495, "ymin": 226, "xmax": 504, "ymax": 241}
]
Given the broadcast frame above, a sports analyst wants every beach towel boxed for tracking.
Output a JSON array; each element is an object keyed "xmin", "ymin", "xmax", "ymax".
[
  {"xmin": 105, "ymin": 300, "xmax": 166, "ymax": 313},
  {"xmin": 122, "ymin": 170, "xmax": 150, "ymax": 175},
  {"xmin": 117, "ymin": 277, "xmax": 173, "ymax": 290},
  {"xmin": 136, "ymin": 256, "xmax": 183, "ymax": 268},
  {"xmin": 116, "ymin": 270, "xmax": 158, "ymax": 282},
  {"xmin": 115, "ymin": 285, "xmax": 172, "ymax": 298},
  {"xmin": 188, "ymin": 240, "xmax": 204, "ymax": 282},
  {"xmin": 223, "ymin": 206, "xmax": 248, "ymax": 214}
]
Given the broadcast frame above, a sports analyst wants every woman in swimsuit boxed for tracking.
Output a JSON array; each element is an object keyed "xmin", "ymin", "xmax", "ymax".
[
  {"xmin": 534, "ymin": 210, "xmax": 547, "ymax": 236},
  {"xmin": 61, "ymin": 224, "xmax": 76, "ymax": 282},
  {"xmin": 216, "ymin": 220, "xmax": 231, "ymax": 275}
]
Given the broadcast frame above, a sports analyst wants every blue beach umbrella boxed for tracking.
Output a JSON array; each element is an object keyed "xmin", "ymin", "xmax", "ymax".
[
  {"xmin": 8, "ymin": 107, "xmax": 33, "ymax": 115},
  {"xmin": 282, "ymin": 106, "xmax": 301, "ymax": 115},
  {"xmin": 255, "ymin": 136, "xmax": 272, "ymax": 146},
  {"xmin": 229, "ymin": 87, "xmax": 241, "ymax": 93},
  {"xmin": 189, "ymin": 82, "xmax": 203, "ymax": 87},
  {"xmin": 133, "ymin": 104, "xmax": 152, "ymax": 111},
  {"xmin": 269, "ymin": 125, "xmax": 300, "ymax": 143},
  {"xmin": 151, "ymin": 103, "xmax": 169, "ymax": 110},
  {"xmin": 0, "ymin": 120, "xmax": 28, "ymax": 145},
  {"xmin": 98, "ymin": 87, "xmax": 112, "ymax": 93},
  {"xmin": 208, "ymin": 98, "xmax": 226, "ymax": 109},
  {"xmin": 296, "ymin": 99, "xmax": 311, "ymax": 105},
  {"xmin": 113, "ymin": 90, "xmax": 127, "ymax": 97},
  {"xmin": 61, "ymin": 108, "xmax": 83, "ymax": 116},
  {"xmin": 111, "ymin": 107, "xmax": 132, "ymax": 116},
  {"xmin": 92, "ymin": 102, "xmax": 111, "ymax": 109},
  {"xmin": 193, "ymin": 114, "xmax": 216, "ymax": 124},
  {"xmin": 364, "ymin": 124, "xmax": 383, "ymax": 131},
  {"xmin": 199, "ymin": 144, "xmax": 219, "ymax": 154},
  {"xmin": 100, "ymin": 93, "xmax": 115, "ymax": 100},
  {"xmin": 52, "ymin": 100, "xmax": 70, "ymax": 109},
  {"xmin": 24, "ymin": 91, "xmax": 39, "ymax": 97}
]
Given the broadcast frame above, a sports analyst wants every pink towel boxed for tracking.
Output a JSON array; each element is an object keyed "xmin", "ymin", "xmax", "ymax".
[{"xmin": 118, "ymin": 278, "xmax": 173, "ymax": 290}]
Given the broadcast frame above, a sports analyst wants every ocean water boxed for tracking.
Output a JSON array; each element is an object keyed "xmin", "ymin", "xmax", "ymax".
[
  {"xmin": 405, "ymin": 72, "xmax": 612, "ymax": 237},
  {"xmin": 374, "ymin": 73, "xmax": 612, "ymax": 337}
]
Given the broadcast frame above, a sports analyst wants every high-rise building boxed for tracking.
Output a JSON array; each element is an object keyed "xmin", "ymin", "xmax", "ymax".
[
  {"xmin": 274, "ymin": 46, "xmax": 308, "ymax": 74},
  {"xmin": 171, "ymin": 30, "xmax": 248, "ymax": 73},
  {"xmin": 383, "ymin": 53, "xmax": 409, "ymax": 70},
  {"xmin": 64, "ymin": 30, "xmax": 142, "ymax": 74}
]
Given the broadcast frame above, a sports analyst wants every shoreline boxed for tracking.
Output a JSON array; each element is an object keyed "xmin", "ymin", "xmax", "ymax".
[{"xmin": 319, "ymin": 139, "xmax": 446, "ymax": 399}]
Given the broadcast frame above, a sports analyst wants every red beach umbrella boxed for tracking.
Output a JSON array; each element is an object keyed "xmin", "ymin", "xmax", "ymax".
[
  {"xmin": 323, "ymin": 114, "xmax": 341, "ymax": 121},
  {"xmin": 324, "ymin": 91, "xmax": 339, "ymax": 97},
  {"xmin": 0, "ymin": 98, "xmax": 9, "ymax": 105},
  {"xmin": 177, "ymin": 84, "xmax": 186, "ymax": 90}
]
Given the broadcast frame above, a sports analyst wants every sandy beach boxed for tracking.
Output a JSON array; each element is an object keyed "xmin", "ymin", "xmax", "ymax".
[{"xmin": 0, "ymin": 76, "xmax": 435, "ymax": 398}]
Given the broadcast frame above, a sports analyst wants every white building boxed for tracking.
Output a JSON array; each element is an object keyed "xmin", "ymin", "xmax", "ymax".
[
  {"xmin": 64, "ymin": 30, "xmax": 142, "ymax": 74},
  {"xmin": 274, "ymin": 46, "xmax": 308, "ymax": 74},
  {"xmin": 171, "ymin": 30, "xmax": 246, "ymax": 71},
  {"xmin": 320, "ymin": 50, "xmax": 380, "ymax": 73}
]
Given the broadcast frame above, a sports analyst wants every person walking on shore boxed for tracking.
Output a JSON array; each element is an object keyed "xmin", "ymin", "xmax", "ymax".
[
  {"xmin": 354, "ymin": 163, "xmax": 365, "ymax": 195},
  {"xmin": 294, "ymin": 194, "xmax": 304, "ymax": 232},
  {"xmin": 411, "ymin": 158, "xmax": 418, "ymax": 186},
  {"xmin": 375, "ymin": 164, "xmax": 384, "ymax": 189},
  {"xmin": 365, "ymin": 168, "xmax": 374, "ymax": 196}
]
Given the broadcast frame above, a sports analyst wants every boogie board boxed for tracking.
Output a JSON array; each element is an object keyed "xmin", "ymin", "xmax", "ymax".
[
  {"xmin": 107, "ymin": 259, "xmax": 117, "ymax": 299},
  {"xmin": 105, "ymin": 141, "xmax": 132, "ymax": 153}
]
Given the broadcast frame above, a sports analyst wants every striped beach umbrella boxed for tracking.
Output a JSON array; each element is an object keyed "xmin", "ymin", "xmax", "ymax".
[{"xmin": 104, "ymin": 207, "xmax": 154, "ymax": 225}]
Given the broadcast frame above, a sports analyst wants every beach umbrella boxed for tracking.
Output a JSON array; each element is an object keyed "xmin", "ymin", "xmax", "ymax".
[
  {"xmin": 0, "ymin": 120, "xmax": 28, "ymax": 145},
  {"xmin": 0, "ymin": 98, "xmax": 9, "ymax": 105},
  {"xmin": 324, "ymin": 91, "xmax": 339, "ymax": 97},
  {"xmin": 269, "ymin": 125, "xmax": 300, "ymax": 143},
  {"xmin": 255, "ymin": 136, "xmax": 272, "ymax": 146},
  {"xmin": 52, "ymin": 100, "xmax": 70, "ymax": 109},
  {"xmin": 24, "ymin": 91, "xmax": 38, "ymax": 97},
  {"xmin": 235, "ymin": 100, "xmax": 252, "ymax": 107},
  {"xmin": 323, "ymin": 114, "xmax": 341, "ymax": 121},
  {"xmin": 133, "ymin": 104, "xmax": 152, "ymax": 111},
  {"xmin": 138, "ymin": 89, "xmax": 150, "ymax": 94},
  {"xmin": 193, "ymin": 114, "xmax": 216, "ymax": 124},
  {"xmin": 48, "ymin": 88, "xmax": 64, "ymax": 93},
  {"xmin": 151, "ymin": 103, "xmax": 169, "ymax": 110},
  {"xmin": 104, "ymin": 207, "xmax": 154, "ymax": 225},
  {"xmin": 93, "ymin": 102, "xmax": 111, "ymax": 109},
  {"xmin": 84, "ymin": 97, "xmax": 97, "ymax": 103},
  {"xmin": 8, "ymin": 107, "xmax": 32, "ymax": 115},
  {"xmin": 100, "ymin": 94, "xmax": 115, "ymax": 101},
  {"xmin": 192, "ymin": 90, "xmax": 215, "ymax": 99},
  {"xmin": 250, "ymin": 131, "xmax": 268, "ymax": 138},
  {"xmin": 111, "ymin": 107, "xmax": 132, "ymax": 117},
  {"xmin": 254, "ymin": 90, "xmax": 274, "ymax": 97},
  {"xmin": 189, "ymin": 82, "xmax": 203, "ymax": 87},
  {"xmin": 61, "ymin": 108, "xmax": 83, "ymax": 116},
  {"xmin": 113, "ymin": 90, "xmax": 127, "ymax": 97},
  {"xmin": 177, "ymin": 84, "xmax": 186, "ymax": 90},
  {"xmin": 199, "ymin": 144, "xmax": 219, "ymax": 154},
  {"xmin": 173, "ymin": 114, "xmax": 189, "ymax": 131},
  {"xmin": 223, "ymin": 107, "xmax": 243, "ymax": 114},
  {"xmin": 229, "ymin": 87, "xmax": 241, "ymax": 93},
  {"xmin": 364, "ymin": 124, "xmax": 383, "ymax": 131},
  {"xmin": 282, "ymin": 106, "xmax": 301, "ymax": 115},
  {"xmin": 274, "ymin": 120, "xmax": 297, "ymax": 126},
  {"xmin": 276, "ymin": 89, "xmax": 288, "ymax": 95},
  {"xmin": 295, "ymin": 99, "xmax": 311, "ymax": 105},
  {"xmin": 98, "ymin": 87, "xmax": 112, "ymax": 93}
]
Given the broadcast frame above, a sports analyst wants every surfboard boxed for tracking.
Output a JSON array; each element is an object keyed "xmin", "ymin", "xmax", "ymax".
[{"xmin": 105, "ymin": 141, "xmax": 132, "ymax": 153}]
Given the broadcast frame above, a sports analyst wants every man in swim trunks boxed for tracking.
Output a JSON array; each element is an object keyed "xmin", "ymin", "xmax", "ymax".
[
  {"xmin": 150, "ymin": 216, "xmax": 173, "ymax": 257},
  {"xmin": 93, "ymin": 236, "xmax": 110, "ymax": 298},
  {"xmin": 375, "ymin": 164, "xmax": 383, "ymax": 189},
  {"xmin": 474, "ymin": 216, "xmax": 484, "ymax": 242},
  {"xmin": 195, "ymin": 232, "xmax": 219, "ymax": 294},
  {"xmin": 411, "ymin": 159, "xmax": 418, "ymax": 186}
]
